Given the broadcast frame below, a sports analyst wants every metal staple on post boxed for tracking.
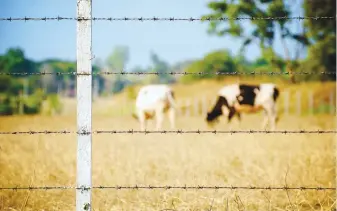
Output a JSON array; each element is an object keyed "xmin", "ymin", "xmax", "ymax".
[{"xmin": 76, "ymin": 0, "xmax": 92, "ymax": 211}]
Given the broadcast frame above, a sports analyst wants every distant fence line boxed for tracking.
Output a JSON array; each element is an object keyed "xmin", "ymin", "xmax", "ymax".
[
  {"xmin": 111, "ymin": 89, "xmax": 336, "ymax": 117},
  {"xmin": 16, "ymin": 82, "xmax": 336, "ymax": 117}
]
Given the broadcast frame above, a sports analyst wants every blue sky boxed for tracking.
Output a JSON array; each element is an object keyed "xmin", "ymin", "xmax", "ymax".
[{"xmin": 0, "ymin": 0, "xmax": 304, "ymax": 70}]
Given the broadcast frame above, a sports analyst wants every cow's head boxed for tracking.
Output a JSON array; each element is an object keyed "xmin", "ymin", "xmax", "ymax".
[
  {"xmin": 206, "ymin": 112, "xmax": 220, "ymax": 128},
  {"xmin": 205, "ymin": 96, "xmax": 229, "ymax": 127}
]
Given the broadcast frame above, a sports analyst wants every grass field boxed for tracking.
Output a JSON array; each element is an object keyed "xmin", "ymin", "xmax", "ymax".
[{"xmin": 0, "ymin": 79, "xmax": 336, "ymax": 211}]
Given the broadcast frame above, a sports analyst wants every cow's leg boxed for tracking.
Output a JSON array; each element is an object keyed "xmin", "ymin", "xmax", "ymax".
[
  {"xmin": 261, "ymin": 109, "xmax": 269, "ymax": 130},
  {"xmin": 269, "ymin": 103, "xmax": 277, "ymax": 130},
  {"xmin": 138, "ymin": 110, "xmax": 147, "ymax": 131},
  {"xmin": 227, "ymin": 107, "xmax": 236, "ymax": 123},
  {"xmin": 227, "ymin": 107, "xmax": 237, "ymax": 131},
  {"xmin": 262, "ymin": 102, "xmax": 277, "ymax": 130},
  {"xmin": 236, "ymin": 112, "xmax": 241, "ymax": 121},
  {"xmin": 235, "ymin": 112, "xmax": 242, "ymax": 129},
  {"xmin": 168, "ymin": 107, "xmax": 175, "ymax": 129},
  {"xmin": 155, "ymin": 107, "xmax": 164, "ymax": 131},
  {"xmin": 232, "ymin": 103, "xmax": 243, "ymax": 128}
]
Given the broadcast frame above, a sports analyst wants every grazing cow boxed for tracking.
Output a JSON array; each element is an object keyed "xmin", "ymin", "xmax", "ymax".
[
  {"xmin": 132, "ymin": 84, "xmax": 176, "ymax": 130},
  {"xmin": 206, "ymin": 83, "xmax": 280, "ymax": 130}
]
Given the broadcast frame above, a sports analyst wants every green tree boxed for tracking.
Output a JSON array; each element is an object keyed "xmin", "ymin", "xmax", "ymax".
[
  {"xmin": 105, "ymin": 46, "xmax": 130, "ymax": 93},
  {"xmin": 201, "ymin": 0, "xmax": 309, "ymax": 83},
  {"xmin": 0, "ymin": 48, "xmax": 48, "ymax": 115},
  {"xmin": 149, "ymin": 51, "xmax": 174, "ymax": 84},
  {"xmin": 0, "ymin": 48, "xmax": 37, "ymax": 76},
  {"xmin": 38, "ymin": 60, "xmax": 77, "ymax": 95},
  {"xmin": 181, "ymin": 50, "xmax": 237, "ymax": 82},
  {"xmin": 106, "ymin": 46, "xmax": 129, "ymax": 71},
  {"xmin": 300, "ymin": 0, "xmax": 336, "ymax": 81},
  {"xmin": 92, "ymin": 58, "xmax": 105, "ymax": 95}
]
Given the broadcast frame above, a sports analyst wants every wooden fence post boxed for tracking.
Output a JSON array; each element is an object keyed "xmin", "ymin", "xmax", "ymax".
[
  {"xmin": 319, "ymin": 98, "xmax": 324, "ymax": 114},
  {"xmin": 185, "ymin": 99, "xmax": 190, "ymax": 117},
  {"xmin": 23, "ymin": 78, "xmax": 29, "ymax": 97},
  {"xmin": 57, "ymin": 81, "xmax": 62, "ymax": 97},
  {"xmin": 19, "ymin": 90, "xmax": 24, "ymax": 115},
  {"xmin": 194, "ymin": 98, "xmax": 199, "ymax": 116},
  {"xmin": 329, "ymin": 91, "xmax": 335, "ymax": 115},
  {"xmin": 202, "ymin": 97, "xmax": 208, "ymax": 116},
  {"xmin": 296, "ymin": 91, "xmax": 301, "ymax": 116},
  {"xmin": 76, "ymin": 0, "xmax": 92, "ymax": 211},
  {"xmin": 283, "ymin": 90, "xmax": 289, "ymax": 115},
  {"xmin": 308, "ymin": 91, "xmax": 314, "ymax": 115}
]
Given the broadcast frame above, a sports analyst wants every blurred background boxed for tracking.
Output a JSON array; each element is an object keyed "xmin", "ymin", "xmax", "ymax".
[
  {"xmin": 0, "ymin": 0, "xmax": 335, "ymax": 117},
  {"xmin": 0, "ymin": 0, "xmax": 336, "ymax": 210}
]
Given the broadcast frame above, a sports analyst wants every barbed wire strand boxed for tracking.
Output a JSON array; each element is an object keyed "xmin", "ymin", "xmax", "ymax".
[
  {"xmin": 0, "ymin": 16, "xmax": 335, "ymax": 22},
  {"xmin": 0, "ymin": 185, "xmax": 334, "ymax": 191},
  {"xmin": 1, "ymin": 71, "xmax": 335, "ymax": 76},
  {"xmin": 0, "ymin": 129, "xmax": 336, "ymax": 135}
]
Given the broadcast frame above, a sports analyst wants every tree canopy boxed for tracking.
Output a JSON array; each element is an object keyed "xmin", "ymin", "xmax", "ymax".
[{"xmin": 201, "ymin": 0, "xmax": 336, "ymax": 82}]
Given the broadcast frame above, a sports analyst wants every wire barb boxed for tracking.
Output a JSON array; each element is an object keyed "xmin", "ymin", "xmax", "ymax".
[
  {"xmin": 0, "ymin": 16, "xmax": 335, "ymax": 22},
  {"xmin": 0, "ymin": 71, "xmax": 335, "ymax": 76},
  {"xmin": 0, "ymin": 185, "xmax": 334, "ymax": 191},
  {"xmin": 0, "ymin": 129, "xmax": 336, "ymax": 135}
]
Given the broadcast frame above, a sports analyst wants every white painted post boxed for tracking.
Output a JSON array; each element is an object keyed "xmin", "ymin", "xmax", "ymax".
[
  {"xmin": 283, "ymin": 91, "xmax": 289, "ymax": 115},
  {"xmin": 308, "ymin": 91, "xmax": 314, "ymax": 115},
  {"xmin": 76, "ymin": 0, "xmax": 92, "ymax": 211},
  {"xmin": 296, "ymin": 91, "xmax": 301, "ymax": 116}
]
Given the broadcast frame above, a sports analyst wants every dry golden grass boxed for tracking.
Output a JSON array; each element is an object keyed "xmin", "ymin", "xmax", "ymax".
[{"xmin": 0, "ymin": 79, "xmax": 336, "ymax": 211}]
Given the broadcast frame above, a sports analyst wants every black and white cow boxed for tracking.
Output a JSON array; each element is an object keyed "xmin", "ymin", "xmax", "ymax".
[
  {"xmin": 132, "ymin": 84, "xmax": 177, "ymax": 131},
  {"xmin": 206, "ymin": 83, "xmax": 280, "ymax": 130}
]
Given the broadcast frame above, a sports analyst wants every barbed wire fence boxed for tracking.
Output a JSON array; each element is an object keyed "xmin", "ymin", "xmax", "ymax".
[
  {"xmin": 0, "ymin": 0, "xmax": 336, "ymax": 211},
  {"xmin": 0, "ymin": 15, "xmax": 335, "ymax": 22},
  {"xmin": 0, "ymin": 129, "xmax": 336, "ymax": 135},
  {"xmin": 1, "ymin": 71, "xmax": 336, "ymax": 76}
]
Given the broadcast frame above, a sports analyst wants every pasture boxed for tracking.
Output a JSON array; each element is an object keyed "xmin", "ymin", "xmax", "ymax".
[{"xmin": 0, "ymin": 79, "xmax": 336, "ymax": 211}]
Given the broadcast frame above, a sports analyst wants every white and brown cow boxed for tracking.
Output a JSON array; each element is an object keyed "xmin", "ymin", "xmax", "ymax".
[
  {"xmin": 206, "ymin": 83, "xmax": 280, "ymax": 130},
  {"xmin": 132, "ymin": 84, "xmax": 176, "ymax": 131}
]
